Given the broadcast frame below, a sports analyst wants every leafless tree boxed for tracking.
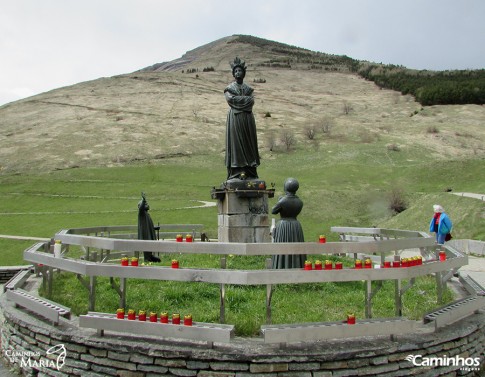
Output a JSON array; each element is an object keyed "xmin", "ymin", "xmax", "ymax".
[
  {"xmin": 280, "ymin": 130, "xmax": 296, "ymax": 151},
  {"xmin": 342, "ymin": 101, "xmax": 353, "ymax": 115},
  {"xmin": 304, "ymin": 125, "xmax": 317, "ymax": 140}
]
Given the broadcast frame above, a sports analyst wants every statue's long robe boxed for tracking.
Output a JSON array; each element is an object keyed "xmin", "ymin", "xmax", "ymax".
[{"xmin": 224, "ymin": 81, "xmax": 260, "ymax": 179}]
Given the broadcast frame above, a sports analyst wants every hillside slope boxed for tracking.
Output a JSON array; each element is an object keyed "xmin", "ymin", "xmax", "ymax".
[{"xmin": 0, "ymin": 35, "xmax": 484, "ymax": 174}]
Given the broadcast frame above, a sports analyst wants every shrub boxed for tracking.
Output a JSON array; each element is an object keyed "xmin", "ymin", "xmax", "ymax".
[
  {"xmin": 305, "ymin": 125, "xmax": 317, "ymax": 140},
  {"xmin": 280, "ymin": 130, "xmax": 296, "ymax": 151},
  {"xmin": 388, "ymin": 187, "xmax": 407, "ymax": 214},
  {"xmin": 427, "ymin": 126, "xmax": 439, "ymax": 134},
  {"xmin": 387, "ymin": 143, "xmax": 400, "ymax": 152}
]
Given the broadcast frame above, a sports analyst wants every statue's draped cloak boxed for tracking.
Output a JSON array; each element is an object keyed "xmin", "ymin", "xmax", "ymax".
[
  {"xmin": 138, "ymin": 199, "xmax": 156, "ymax": 241},
  {"xmin": 271, "ymin": 194, "xmax": 306, "ymax": 269},
  {"xmin": 224, "ymin": 81, "xmax": 260, "ymax": 179}
]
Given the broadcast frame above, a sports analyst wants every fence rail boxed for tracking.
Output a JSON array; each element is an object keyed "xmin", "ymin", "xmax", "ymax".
[{"xmin": 18, "ymin": 225, "xmax": 475, "ymax": 343}]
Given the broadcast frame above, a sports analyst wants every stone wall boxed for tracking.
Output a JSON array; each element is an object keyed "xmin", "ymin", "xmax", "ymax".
[
  {"xmin": 1, "ymin": 294, "xmax": 484, "ymax": 377},
  {"xmin": 0, "ymin": 266, "xmax": 29, "ymax": 284}
]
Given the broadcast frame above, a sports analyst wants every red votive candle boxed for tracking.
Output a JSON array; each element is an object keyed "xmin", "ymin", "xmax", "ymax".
[
  {"xmin": 347, "ymin": 314, "xmax": 356, "ymax": 325},
  {"xmin": 131, "ymin": 257, "xmax": 139, "ymax": 267},
  {"xmin": 319, "ymin": 235, "xmax": 326, "ymax": 243},
  {"xmin": 149, "ymin": 312, "xmax": 157, "ymax": 322},
  {"xmin": 392, "ymin": 261, "xmax": 400, "ymax": 268},
  {"xmin": 355, "ymin": 260, "xmax": 362, "ymax": 269},
  {"xmin": 324, "ymin": 260, "xmax": 333, "ymax": 270},
  {"xmin": 121, "ymin": 257, "xmax": 129, "ymax": 266},
  {"xmin": 384, "ymin": 261, "xmax": 391, "ymax": 268},
  {"xmin": 160, "ymin": 312, "xmax": 169, "ymax": 323},
  {"xmin": 185, "ymin": 234, "xmax": 193, "ymax": 243},
  {"xmin": 304, "ymin": 261, "xmax": 313, "ymax": 270},
  {"xmin": 439, "ymin": 251, "xmax": 446, "ymax": 261},
  {"xmin": 138, "ymin": 310, "xmax": 146, "ymax": 321},
  {"xmin": 176, "ymin": 234, "xmax": 183, "ymax": 242},
  {"xmin": 184, "ymin": 314, "xmax": 193, "ymax": 326},
  {"xmin": 314, "ymin": 261, "xmax": 322, "ymax": 270},
  {"xmin": 116, "ymin": 308, "xmax": 125, "ymax": 319},
  {"xmin": 364, "ymin": 259, "xmax": 372, "ymax": 269},
  {"xmin": 127, "ymin": 310, "xmax": 136, "ymax": 320},
  {"xmin": 172, "ymin": 313, "xmax": 181, "ymax": 325},
  {"xmin": 335, "ymin": 262, "xmax": 343, "ymax": 270},
  {"xmin": 172, "ymin": 259, "xmax": 179, "ymax": 268}
]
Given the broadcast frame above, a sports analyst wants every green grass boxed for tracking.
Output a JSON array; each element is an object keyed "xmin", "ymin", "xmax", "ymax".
[{"xmin": 1, "ymin": 147, "xmax": 483, "ymax": 336}]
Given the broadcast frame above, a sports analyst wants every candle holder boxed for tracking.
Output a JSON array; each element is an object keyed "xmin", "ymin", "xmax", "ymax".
[
  {"xmin": 364, "ymin": 259, "xmax": 372, "ymax": 269},
  {"xmin": 172, "ymin": 313, "xmax": 181, "ymax": 325},
  {"xmin": 439, "ymin": 251, "xmax": 446, "ymax": 261},
  {"xmin": 304, "ymin": 260, "xmax": 313, "ymax": 270},
  {"xmin": 319, "ymin": 235, "xmax": 326, "ymax": 244},
  {"xmin": 138, "ymin": 310, "xmax": 146, "ymax": 321},
  {"xmin": 335, "ymin": 261, "xmax": 343, "ymax": 270},
  {"xmin": 418, "ymin": 256, "xmax": 423, "ymax": 265},
  {"xmin": 171, "ymin": 259, "xmax": 179, "ymax": 269},
  {"xmin": 392, "ymin": 260, "xmax": 400, "ymax": 268},
  {"xmin": 347, "ymin": 314, "xmax": 356, "ymax": 325},
  {"xmin": 184, "ymin": 314, "xmax": 193, "ymax": 326},
  {"xmin": 355, "ymin": 259, "xmax": 362, "ymax": 269},
  {"xmin": 383, "ymin": 261, "xmax": 391, "ymax": 268},
  {"xmin": 121, "ymin": 257, "xmax": 129, "ymax": 266},
  {"xmin": 160, "ymin": 312, "xmax": 169, "ymax": 324},
  {"xmin": 314, "ymin": 260, "xmax": 322, "ymax": 270},
  {"xmin": 131, "ymin": 257, "xmax": 139, "ymax": 267},
  {"xmin": 176, "ymin": 234, "xmax": 183, "ymax": 242},
  {"xmin": 185, "ymin": 234, "xmax": 193, "ymax": 243},
  {"xmin": 149, "ymin": 312, "xmax": 157, "ymax": 322},
  {"xmin": 127, "ymin": 309, "xmax": 136, "ymax": 320},
  {"xmin": 324, "ymin": 260, "xmax": 333, "ymax": 270},
  {"xmin": 401, "ymin": 258, "xmax": 409, "ymax": 267},
  {"xmin": 116, "ymin": 308, "xmax": 125, "ymax": 319}
]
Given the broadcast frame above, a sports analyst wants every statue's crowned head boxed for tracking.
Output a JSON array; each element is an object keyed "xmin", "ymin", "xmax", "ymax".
[{"xmin": 230, "ymin": 57, "xmax": 247, "ymax": 77}]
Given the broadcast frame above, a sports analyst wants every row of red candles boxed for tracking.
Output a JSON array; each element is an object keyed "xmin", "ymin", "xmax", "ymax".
[
  {"xmin": 121, "ymin": 258, "xmax": 180, "ymax": 268},
  {"xmin": 176, "ymin": 234, "xmax": 193, "ymax": 242},
  {"xmin": 116, "ymin": 309, "xmax": 192, "ymax": 325},
  {"xmin": 303, "ymin": 255, "xmax": 436, "ymax": 270}
]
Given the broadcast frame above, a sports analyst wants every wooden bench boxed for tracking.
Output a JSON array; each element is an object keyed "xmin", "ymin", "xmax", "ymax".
[
  {"xmin": 3, "ymin": 268, "xmax": 32, "ymax": 292},
  {"xmin": 261, "ymin": 317, "xmax": 417, "ymax": 344},
  {"xmin": 6, "ymin": 289, "xmax": 71, "ymax": 326},
  {"xmin": 79, "ymin": 312, "xmax": 234, "ymax": 345}
]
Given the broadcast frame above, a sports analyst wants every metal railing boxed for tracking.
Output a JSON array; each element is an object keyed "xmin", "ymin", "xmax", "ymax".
[{"xmin": 21, "ymin": 225, "xmax": 474, "ymax": 343}]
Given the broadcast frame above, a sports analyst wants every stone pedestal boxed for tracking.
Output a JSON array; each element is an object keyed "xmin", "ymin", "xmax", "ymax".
[{"xmin": 211, "ymin": 180, "xmax": 274, "ymax": 243}]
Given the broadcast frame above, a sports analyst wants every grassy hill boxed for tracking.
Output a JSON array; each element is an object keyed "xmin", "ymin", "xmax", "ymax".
[{"xmin": 0, "ymin": 35, "xmax": 484, "ymax": 266}]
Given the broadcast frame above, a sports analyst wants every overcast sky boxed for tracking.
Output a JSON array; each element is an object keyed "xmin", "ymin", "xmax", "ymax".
[{"xmin": 1, "ymin": 0, "xmax": 484, "ymax": 106}]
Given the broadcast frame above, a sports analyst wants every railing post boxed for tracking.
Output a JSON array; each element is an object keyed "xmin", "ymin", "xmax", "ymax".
[
  {"xmin": 266, "ymin": 258, "xmax": 273, "ymax": 324},
  {"xmin": 220, "ymin": 257, "xmax": 226, "ymax": 323},
  {"xmin": 394, "ymin": 279, "xmax": 402, "ymax": 316},
  {"xmin": 365, "ymin": 279, "xmax": 372, "ymax": 318}
]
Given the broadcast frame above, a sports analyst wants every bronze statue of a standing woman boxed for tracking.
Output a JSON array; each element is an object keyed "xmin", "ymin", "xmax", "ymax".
[
  {"xmin": 224, "ymin": 57, "xmax": 260, "ymax": 180},
  {"xmin": 271, "ymin": 178, "xmax": 306, "ymax": 269}
]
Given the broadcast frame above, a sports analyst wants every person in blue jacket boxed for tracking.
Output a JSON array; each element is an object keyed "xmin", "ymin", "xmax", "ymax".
[{"xmin": 429, "ymin": 204, "xmax": 453, "ymax": 244}]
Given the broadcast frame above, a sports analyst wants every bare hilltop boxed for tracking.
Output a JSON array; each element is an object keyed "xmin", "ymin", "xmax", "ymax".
[{"xmin": 1, "ymin": 35, "xmax": 484, "ymax": 174}]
